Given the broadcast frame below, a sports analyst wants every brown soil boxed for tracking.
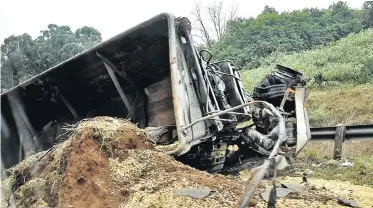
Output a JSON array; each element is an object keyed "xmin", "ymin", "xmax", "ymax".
[
  {"xmin": 58, "ymin": 124, "xmax": 152, "ymax": 208},
  {"xmin": 58, "ymin": 129, "xmax": 121, "ymax": 208}
]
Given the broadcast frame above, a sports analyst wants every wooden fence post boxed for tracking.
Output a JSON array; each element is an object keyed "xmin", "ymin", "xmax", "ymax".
[{"xmin": 334, "ymin": 124, "xmax": 346, "ymax": 160}]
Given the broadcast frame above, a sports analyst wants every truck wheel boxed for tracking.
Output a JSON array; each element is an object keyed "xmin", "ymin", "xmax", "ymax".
[{"xmin": 176, "ymin": 142, "xmax": 227, "ymax": 173}]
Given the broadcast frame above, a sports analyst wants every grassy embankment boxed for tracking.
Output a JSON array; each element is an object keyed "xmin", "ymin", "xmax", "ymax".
[{"xmin": 241, "ymin": 29, "xmax": 373, "ymax": 186}]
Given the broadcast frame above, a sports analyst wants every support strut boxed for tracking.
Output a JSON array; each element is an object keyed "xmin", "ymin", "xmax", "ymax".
[
  {"xmin": 10, "ymin": 96, "xmax": 37, "ymax": 137},
  {"xmin": 96, "ymin": 52, "xmax": 139, "ymax": 90},
  {"xmin": 97, "ymin": 52, "xmax": 134, "ymax": 117},
  {"xmin": 59, "ymin": 94, "xmax": 79, "ymax": 121}
]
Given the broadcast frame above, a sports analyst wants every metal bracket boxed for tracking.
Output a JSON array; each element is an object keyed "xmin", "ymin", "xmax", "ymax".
[
  {"xmin": 279, "ymin": 88, "xmax": 295, "ymax": 112},
  {"xmin": 59, "ymin": 94, "xmax": 79, "ymax": 121},
  {"xmin": 295, "ymin": 87, "xmax": 311, "ymax": 154},
  {"xmin": 96, "ymin": 52, "xmax": 139, "ymax": 90},
  {"xmin": 9, "ymin": 96, "xmax": 37, "ymax": 137},
  {"xmin": 97, "ymin": 52, "xmax": 134, "ymax": 117}
]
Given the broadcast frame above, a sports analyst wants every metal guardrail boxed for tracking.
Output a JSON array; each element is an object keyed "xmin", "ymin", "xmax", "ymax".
[
  {"xmin": 311, "ymin": 124, "xmax": 373, "ymax": 140},
  {"xmin": 309, "ymin": 124, "xmax": 373, "ymax": 159}
]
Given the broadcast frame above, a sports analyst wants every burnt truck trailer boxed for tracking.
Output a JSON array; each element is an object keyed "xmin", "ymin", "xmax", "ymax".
[{"xmin": 1, "ymin": 12, "xmax": 311, "ymax": 186}]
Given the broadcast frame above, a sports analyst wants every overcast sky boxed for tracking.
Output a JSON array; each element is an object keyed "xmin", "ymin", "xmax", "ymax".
[{"xmin": 0, "ymin": 0, "xmax": 367, "ymax": 43}]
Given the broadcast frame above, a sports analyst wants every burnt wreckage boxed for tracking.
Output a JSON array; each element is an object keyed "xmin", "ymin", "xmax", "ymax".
[{"xmin": 1, "ymin": 13, "xmax": 311, "ymax": 206}]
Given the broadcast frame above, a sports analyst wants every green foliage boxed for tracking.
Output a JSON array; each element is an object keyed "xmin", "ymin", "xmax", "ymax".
[
  {"xmin": 1, "ymin": 24, "xmax": 102, "ymax": 90},
  {"xmin": 363, "ymin": 1, "xmax": 373, "ymax": 27},
  {"xmin": 210, "ymin": 1, "xmax": 369, "ymax": 69},
  {"xmin": 1, "ymin": 34, "xmax": 36, "ymax": 89},
  {"xmin": 242, "ymin": 29, "xmax": 373, "ymax": 92}
]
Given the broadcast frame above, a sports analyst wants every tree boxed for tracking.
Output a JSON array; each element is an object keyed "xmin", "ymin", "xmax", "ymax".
[
  {"xmin": 363, "ymin": 1, "xmax": 373, "ymax": 27},
  {"xmin": 191, "ymin": 1, "xmax": 238, "ymax": 48},
  {"xmin": 262, "ymin": 6, "xmax": 278, "ymax": 14},
  {"xmin": 1, "ymin": 25, "xmax": 102, "ymax": 91},
  {"xmin": 1, "ymin": 34, "xmax": 37, "ymax": 89},
  {"xmin": 192, "ymin": 2, "xmax": 213, "ymax": 48},
  {"xmin": 208, "ymin": 2, "xmax": 367, "ymax": 68}
]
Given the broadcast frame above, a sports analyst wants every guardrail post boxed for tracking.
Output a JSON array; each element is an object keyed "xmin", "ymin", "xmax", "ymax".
[{"xmin": 334, "ymin": 124, "xmax": 346, "ymax": 160}]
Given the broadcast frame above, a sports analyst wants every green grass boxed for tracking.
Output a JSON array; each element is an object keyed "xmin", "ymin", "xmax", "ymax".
[{"xmin": 241, "ymin": 29, "xmax": 373, "ymax": 92}]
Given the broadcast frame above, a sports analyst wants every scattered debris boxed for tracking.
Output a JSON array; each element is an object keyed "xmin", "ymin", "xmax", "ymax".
[
  {"xmin": 260, "ymin": 187, "xmax": 293, "ymax": 202},
  {"xmin": 340, "ymin": 159, "xmax": 354, "ymax": 167},
  {"xmin": 300, "ymin": 176, "xmax": 309, "ymax": 186},
  {"xmin": 303, "ymin": 169, "xmax": 313, "ymax": 176},
  {"xmin": 277, "ymin": 176, "xmax": 373, "ymax": 207},
  {"xmin": 337, "ymin": 197, "xmax": 360, "ymax": 207},
  {"xmin": 174, "ymin": 188, "xmax": 212, "ymax": 199},
  {"xmin": 311, "ymin": 163, "xmax": 324, "ymax": 168},
  {"xmin": 283, "ymin": 184, "xmax": 306, "ymax": 193}
]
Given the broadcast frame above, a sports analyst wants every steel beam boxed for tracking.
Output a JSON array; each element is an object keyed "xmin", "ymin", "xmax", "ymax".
[
  {"xmin": 96, "ymin": 52, "xmax": 139, "ymax": 90},
  {"xmin": 97, "ymin": 52, "xmax": 133, "ymax": 117},
  {"xmin": 59, "ymin": 94, "xmax": 79, "ymax": 121},
  {"xmin": 9, "ymin": 96, "xmax": 37, "ymax": 137}
]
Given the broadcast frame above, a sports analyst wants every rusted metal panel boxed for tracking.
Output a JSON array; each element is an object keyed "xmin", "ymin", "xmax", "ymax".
[{"xmin": 146, "ymin": 77, "xmax": 175, "ymax": 126}]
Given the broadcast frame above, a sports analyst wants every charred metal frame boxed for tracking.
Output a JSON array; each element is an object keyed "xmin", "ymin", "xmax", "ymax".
[
  {"xmin": 238, "ymin": 86, "xmax": 311, "ymax": 207},
  {"xmin": 8, "ymin": 96, "xmax": 37, "ymax": 138},
  {"xmin": 59, "ymin": 94, "xmax": 79, "ymax": 121},
  {"xmin": 96, "ymin": 52, "xmax": 134, "ymax": 118},
  {"xmin": 96, "ymin": 52, "xmax": 139, "ymax": 90},
  {"xmin": 239, "ymin": 100, "xmax": 287, "ymax": 208},
  {"xmin": 294, "ymin": 87, "xmax": 311, "ymax": 154}
]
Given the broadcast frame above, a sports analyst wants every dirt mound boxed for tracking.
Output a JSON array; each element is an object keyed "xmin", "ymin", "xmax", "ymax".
[
  {"xmin": 4, "ymin": 116, "xmax": 360, "ymax": 208},
  {"xmin": 1, "ymin": 117, "xmax": 254, "ymax": 208}
]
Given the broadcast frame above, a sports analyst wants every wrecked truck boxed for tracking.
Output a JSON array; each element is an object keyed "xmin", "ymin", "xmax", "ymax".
[{"xmin": 1, "ymin": 12, "xmax": 311, "ymax": 184}]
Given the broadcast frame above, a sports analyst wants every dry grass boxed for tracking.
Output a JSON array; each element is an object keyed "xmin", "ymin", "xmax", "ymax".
[
  {"xmin": 298, "ymin": 140, "xmax": 373, "ymax": 160},
  {"xmin": 296, "ymin": 140, "xmax": 373, "ymax": 186},
  {"xmin": 295, "ymin": 84, "xmax": 373, "ymax": 186},
  {"xmin": 65, "ymin": 116, "xmax": 147, "ymax": 156},
  {"xmin": 308, "ymin": 84, "xmax": 373, "ymax": 127},
  {"xmin": 67, "ymin": 116, "xmax": 146, "ymax": 139}
]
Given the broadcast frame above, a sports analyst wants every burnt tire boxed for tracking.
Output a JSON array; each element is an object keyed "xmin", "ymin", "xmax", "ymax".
[
  {"xmin": 199, "ymin": 150, "xmax": 226, "ymax": 173},
  {"xmin": 175, "ymin": 143, "xmax": 227, "ymax": 173},
  {"xmin": 254, "ymin": 84, "xmax": 286, "ymax": 100}
]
